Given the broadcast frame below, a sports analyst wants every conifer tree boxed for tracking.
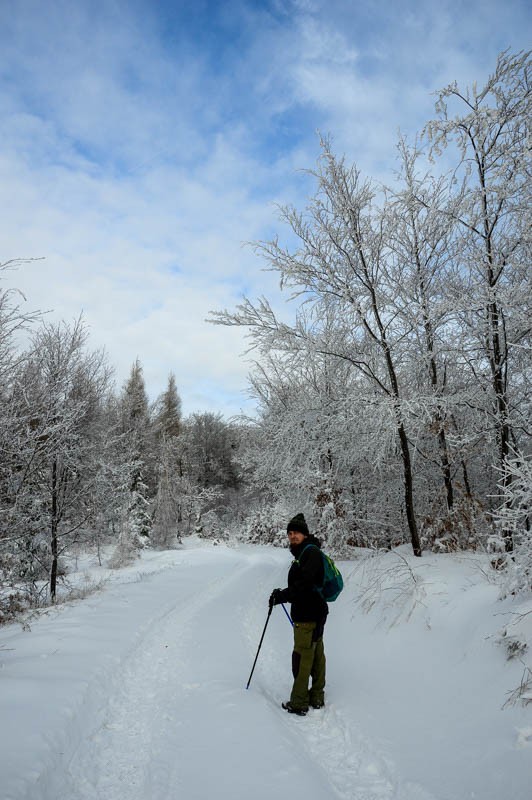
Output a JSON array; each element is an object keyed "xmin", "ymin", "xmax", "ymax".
[
  {"xmin": 152, "ymin": 374, "xmax": 183, "ymax": 548},
  {"xmin": 115, "ymin": 359, "xmax": 153, "ymax": 560},
  {"xmin": 154, "ymin": 372, "xmax": 182, "ymax": 439}
]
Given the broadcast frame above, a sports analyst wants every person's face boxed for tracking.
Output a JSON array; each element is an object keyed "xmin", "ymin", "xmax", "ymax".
[{"xmin": 288, "ymin": 529, "xmax": 306, "ymax": 546}]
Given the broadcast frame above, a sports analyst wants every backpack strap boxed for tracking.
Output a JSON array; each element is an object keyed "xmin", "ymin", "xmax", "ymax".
[
  {"xmin": 293, "ymin": 544, "xmax": 325, "ymax": 595},
  {"xmin": 293, "ymin": 543, "xmax": 319, "ymax": 564}
]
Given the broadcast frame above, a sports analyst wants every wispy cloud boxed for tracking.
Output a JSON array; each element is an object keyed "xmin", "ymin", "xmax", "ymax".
[{"xmin": 0, "ymin": 0, "xmax": 529, "ymax": 415}]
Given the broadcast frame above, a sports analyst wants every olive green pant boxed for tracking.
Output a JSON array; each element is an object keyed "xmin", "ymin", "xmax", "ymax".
[{"xmin": 289, "ymin": 621, "xmax": 326, "ymax": 710}]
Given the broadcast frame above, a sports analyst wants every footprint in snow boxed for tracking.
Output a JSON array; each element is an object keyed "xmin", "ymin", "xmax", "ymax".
[
  {"xmin": 283, "ymin": 702, "xmax": 395, "ymax": 799},
  {"xmin": 281, "ymin": 702, "xmax": 442, "ymax": 800}
]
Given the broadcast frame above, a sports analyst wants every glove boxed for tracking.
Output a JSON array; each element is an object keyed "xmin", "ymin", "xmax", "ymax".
[{"xmin": 269, "ymin": 589, "xmax": 283, "ymax": 608}]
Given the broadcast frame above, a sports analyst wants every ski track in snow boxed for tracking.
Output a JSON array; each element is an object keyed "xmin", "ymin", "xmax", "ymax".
[
  {"xmin": 256, "ymin": 684, "xmax": 440, "ymax": 800},
  {"xmin": 245, "ymin": 568, "xmax": 441, "ymax": 800},
  {"xmin": 59, "ymin": 564, "xmax": 250, "ymax": 800},
  {"xmin": 13, "ymin": 547, "xmax": 444, "ymax": 800}
]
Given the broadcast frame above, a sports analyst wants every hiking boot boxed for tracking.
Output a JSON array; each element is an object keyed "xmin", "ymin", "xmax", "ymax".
[
  {"xmin": 310, "ymin": 701, "xmax": 324, "ymax": 709},
  {"xmin": 282, "ymin": 701, "xmax": 308, "ymax": 716}
]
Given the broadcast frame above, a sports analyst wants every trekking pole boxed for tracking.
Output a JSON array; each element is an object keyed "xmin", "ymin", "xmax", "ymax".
[
  {"xmin": 246, "ymin": 605, "xmax": 273, "ymax": 690},
  {"xmin": 281, "ymin": 603, "xmax": 293, "ymax": 626}
]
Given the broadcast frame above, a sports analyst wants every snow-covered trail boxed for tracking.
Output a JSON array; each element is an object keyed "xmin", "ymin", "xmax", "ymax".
[
  {"xmin": 57, "ymin": 549, "xmax": 339, "ymax": 800},
  {"xmin": 1, "ymin": 543, "xmax": 416, "ymax": 800},
  {"xmin": 48, "ymin": 546, "xmax": 403, "ymax": 800},
  {"xmin": 1, "ymin": 541, "xmax": 530, "ymax": 800}
]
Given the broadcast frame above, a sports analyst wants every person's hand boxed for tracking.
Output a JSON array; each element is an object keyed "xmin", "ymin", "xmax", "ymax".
[{"xmin": 269, "ymin": 589, "xmax": 282, "ymax": 608}]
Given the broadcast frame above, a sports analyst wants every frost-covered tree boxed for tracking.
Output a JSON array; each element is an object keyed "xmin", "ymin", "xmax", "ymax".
[
  {"xmin": 120, "ymin": 358, "xmax": 151, "ymax": 486},
  {"xmin": 156, "ymin": 413, "xmax": 241, "ymax": 539},
  {"xmin": 0, "ymin": 263, "xmax": 44, "ymax": 604},
  {"xmin": 115, "ymin": 359, "xmax": 153, "ymax": 558},
  {"xmin": 4, "ymin": 318, "xmax": 113, "ymax": 599},
  {"xmin": 152, "ymin": 438, "xmax": 180, "ymax": 548},
  {"xmin": 241, "ymin": 347, "xmax": 405, "ymax": 551},
  {"xmin": 385, "ymin": 140, "xmax": 459, "ymax": 514},
  {"xmin": 153, "ymin": 372, "xmax": 182, "ymax": 440},
  {"xmin": 211, "ymin": 51, "xmax": 530, "ymax": 557},
  {"xmin": 213, "ymin": 140, "xmax": 423, "ymax": 556},
  {"xmin": 425, "ymin": 50, "xmax": 532, "ymax": 549},
  {"xmin": 494, "ymin": 454, "xmax": 532, "ymax": 594},
  {"xmin": 186, "ymin": 412, "xmax": 240, "ymax": 491},
  {"xmin": 151, "ymin": 374, "xmax": 183, "ymax": 548}
]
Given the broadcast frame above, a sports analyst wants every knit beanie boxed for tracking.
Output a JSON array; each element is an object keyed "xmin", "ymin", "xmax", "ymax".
[{"xmin": 287, "ymin": 513, "xmax": 309, "ymax": 537}]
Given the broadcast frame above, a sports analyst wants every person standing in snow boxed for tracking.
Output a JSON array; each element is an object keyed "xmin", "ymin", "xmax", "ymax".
[{"xmin": 269, "ymin": 513, "xmax": 328, "ymax": 716}]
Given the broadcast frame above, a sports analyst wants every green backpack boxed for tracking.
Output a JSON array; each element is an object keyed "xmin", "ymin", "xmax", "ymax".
[{"xmin": 297, "ymin": 544, "xmax": 344, "ymax": 602}]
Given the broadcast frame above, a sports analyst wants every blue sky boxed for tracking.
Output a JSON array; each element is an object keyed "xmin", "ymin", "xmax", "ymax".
[{"xmin": 0, "ymin": 0, "xmax": 529, "ymax": 417}]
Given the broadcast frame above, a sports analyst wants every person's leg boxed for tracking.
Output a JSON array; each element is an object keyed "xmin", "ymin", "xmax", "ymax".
[
  {"xmin": 309, "ymin": 636, "xmax": 326, "ymax": 707},
  {"xmin": 289, "ymin": 622, "xmax": 316, "ymax": 710}
]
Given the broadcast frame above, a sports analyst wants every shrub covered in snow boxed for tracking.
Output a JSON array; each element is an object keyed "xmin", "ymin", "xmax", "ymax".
[{"xmin": 494, "ymin": 455, "xmax": 532, "ymax": 596}]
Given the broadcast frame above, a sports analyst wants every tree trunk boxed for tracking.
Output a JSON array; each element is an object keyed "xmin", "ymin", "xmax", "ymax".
[
  {"xmin": 397, "ymin": 418, "xmax": 422, "ymax": 557},
  {"xmin": 436, "ymin": 413, "xmax": 454, "ymax": 511},
  {"xmin": 367, "ymin": 272, "xmax": 422, "ymax": 557},
  {"xmin": 378, "ymin": 315, "xmax": 422, "ymax": 557},
  {"xmin": 416, "ymin": 238, "xmax": 454, "ymax": 512},
  {"xmin": 481, "ymin": 171, "xmax": 513, "ymax": 551},
  {"xmin": 50, "ymin": 457, "xmax": 58, "ymax": 602}
]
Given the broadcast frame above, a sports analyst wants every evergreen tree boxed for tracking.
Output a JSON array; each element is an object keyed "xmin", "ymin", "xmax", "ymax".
[
  {"xmin": 152, "ymin": 374, "xmax": 183, "ymax": 548},
  {"xmin": 154, "ymin": 373, "xmax": 182, "ymax": 439},
  {"xmin": 114, "ymin": 359, "xmax": 153, "ymax": 560}
]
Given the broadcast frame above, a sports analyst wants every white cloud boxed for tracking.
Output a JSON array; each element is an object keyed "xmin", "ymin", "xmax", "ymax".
[{"xmin": 0, "ymin": 0, "xmax": 529, "ymax": 416}]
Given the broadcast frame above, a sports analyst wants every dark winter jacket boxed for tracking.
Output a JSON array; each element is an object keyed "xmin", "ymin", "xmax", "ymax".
[{"xmin": 278, "ymin": 535, "xmax": 329, "ymax": 623}]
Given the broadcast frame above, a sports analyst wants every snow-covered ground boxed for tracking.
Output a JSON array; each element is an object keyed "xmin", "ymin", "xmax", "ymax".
[{"xmin": 1, "ymin": 538, "xmax": 531, "ymax": 800}]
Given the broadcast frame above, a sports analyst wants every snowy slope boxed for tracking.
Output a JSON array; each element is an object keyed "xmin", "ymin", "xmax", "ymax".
[{"xmin": 0, "ymin": 539, "xmax": 530, "ymax": 800}]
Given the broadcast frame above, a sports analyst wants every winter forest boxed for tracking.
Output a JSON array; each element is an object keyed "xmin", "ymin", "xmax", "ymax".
[{"xmin": 1, "ymin": 50, "xmax": 530, "ymax": 617}]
